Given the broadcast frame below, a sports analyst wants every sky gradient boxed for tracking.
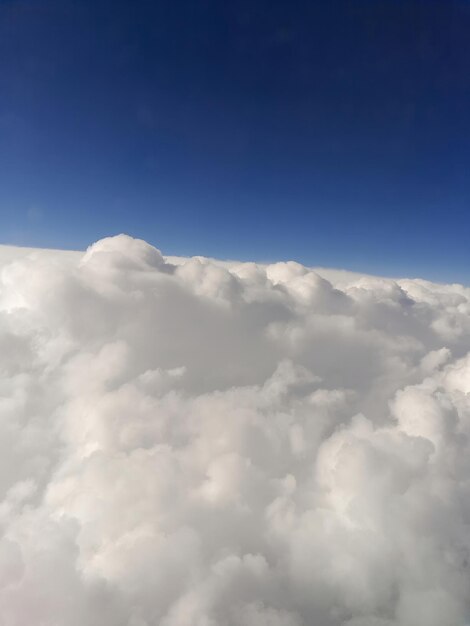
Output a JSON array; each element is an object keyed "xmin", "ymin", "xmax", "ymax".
[{"xmin": 1, "ymin": 0, "xmax": 470, "ymax": 282}]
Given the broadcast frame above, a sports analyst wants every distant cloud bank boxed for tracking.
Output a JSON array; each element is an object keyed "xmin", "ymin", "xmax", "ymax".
[{"xmin": 1, "ymin": 235, "xmax": 470, "ymax": 625}]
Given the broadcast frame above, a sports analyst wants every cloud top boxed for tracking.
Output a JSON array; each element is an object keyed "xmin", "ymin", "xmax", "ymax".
[{"xmin": 1, "ymin": 236, "xmax": 470, "ymax": 625}]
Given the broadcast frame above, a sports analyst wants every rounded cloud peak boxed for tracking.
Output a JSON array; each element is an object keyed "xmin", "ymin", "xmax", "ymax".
[{"xmin": 80, "ymin": 233, "xmax": 165, "ymax": 271}]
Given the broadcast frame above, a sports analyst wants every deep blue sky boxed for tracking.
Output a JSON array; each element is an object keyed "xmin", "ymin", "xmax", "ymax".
[{"xmin": 1, "ymin": 0, "xmax": 470, "ymax": 281}]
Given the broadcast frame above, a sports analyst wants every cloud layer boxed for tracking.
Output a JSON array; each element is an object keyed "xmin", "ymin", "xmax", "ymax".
[{"xmin": 1, "ymin": 235, "xmax": 470, "ymax": 625}]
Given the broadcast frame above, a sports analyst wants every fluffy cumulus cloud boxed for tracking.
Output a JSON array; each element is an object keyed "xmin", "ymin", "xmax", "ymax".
[{"xmin": 1, "ymin": 234, "xmax": 470, "ymax": 626}]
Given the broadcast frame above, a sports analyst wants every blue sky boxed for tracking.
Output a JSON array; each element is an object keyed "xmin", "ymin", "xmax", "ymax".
[{"xmin": 1, "ymin": 0, "xmax": 470, "ymax": 282}]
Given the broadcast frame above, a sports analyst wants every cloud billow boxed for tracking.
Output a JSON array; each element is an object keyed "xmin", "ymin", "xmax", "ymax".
[{"xmin": 1, "ymin": 234, "xmax": 470, "ymax": 625}]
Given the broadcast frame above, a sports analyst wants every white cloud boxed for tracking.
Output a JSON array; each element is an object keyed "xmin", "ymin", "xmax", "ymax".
[{"xmin": 0, "ymin": 234, "xmax": 470, "ymax": 625}]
